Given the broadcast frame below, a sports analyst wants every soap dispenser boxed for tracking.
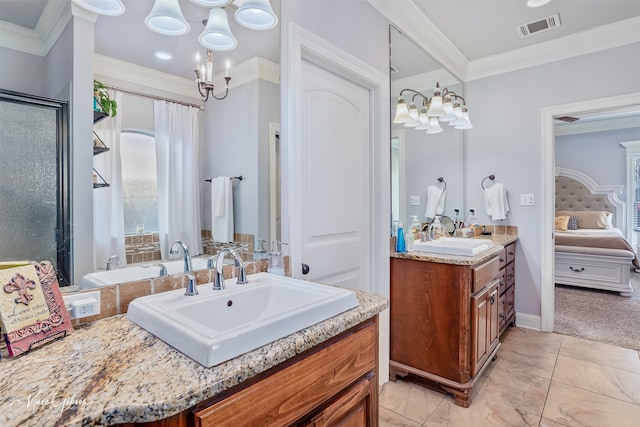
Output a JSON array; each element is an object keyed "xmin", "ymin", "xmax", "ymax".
[
  {"xmin": 395, "ymin": 221, "xmax": 406, "ymax": 253},
  {"xmin": 267, "ymin": 240, "xmax": 286, "ymax": 276},
  {"xmin": 254, "ymin": 239, "xmax": 267, "ymax": 260}
]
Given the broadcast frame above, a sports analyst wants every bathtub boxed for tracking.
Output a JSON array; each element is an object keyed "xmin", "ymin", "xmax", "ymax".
[{"xmin": 80, "ymin": 257, "xmax": 211, "ymax": 288}]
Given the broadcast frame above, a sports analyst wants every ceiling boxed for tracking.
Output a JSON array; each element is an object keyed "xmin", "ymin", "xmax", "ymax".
[
  {"xmin": 1, "ymin": 0, "xmax": 639, "ymax": 80},
  {"xmin": 1, "ymin": 0, "xmax": 639, "ymax": 127},
  {"xmin": 411, "ymin": 0, "xmax": 640, "ymax": 62}
]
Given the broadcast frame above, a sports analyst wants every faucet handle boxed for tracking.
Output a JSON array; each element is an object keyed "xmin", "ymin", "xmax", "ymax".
[{"xmin": 184, "ymin": 274, "xmax": 198, "ymax": 296}]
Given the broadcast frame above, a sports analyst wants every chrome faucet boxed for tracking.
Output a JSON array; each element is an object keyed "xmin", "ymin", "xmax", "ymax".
[
  {"xmin": 106, "ymin": 255, "xmax": 122, "ymax": 271},
  {"xmin": 213, "ymin": 248, "xmax": 248, "ymax": 290},
  {"xmin": 169, "ymin": 240, "xmax": 193, "ymax": 273},
  {"xmin": 142, "ymin": 263, "xmax": 167, "ymax": 277}
]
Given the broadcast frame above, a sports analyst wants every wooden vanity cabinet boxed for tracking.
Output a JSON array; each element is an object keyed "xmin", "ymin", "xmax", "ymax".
[
  {"xmin": 389, "ymin": 255, "xmax": 501, "ymax": 408},
  {"xmin": 123, "ymin": 317, "xmax": 378, "ymax": 427},
  {"xmin": 498, "ymin": 242, "xmax": 516, "ymax": 336}
]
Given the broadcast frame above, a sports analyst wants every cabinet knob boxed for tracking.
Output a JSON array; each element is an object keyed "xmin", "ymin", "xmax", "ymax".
[
  {"xmin": 489, "ymin": 295, "xmax": 496, "ymax": 305},
  {"xmin": 302, "ymin": 263, "xmax": 310, "ymax": 275},
  {"xmin": 569, "ymin": 266, "xmax": 585, "ymax": 272}
]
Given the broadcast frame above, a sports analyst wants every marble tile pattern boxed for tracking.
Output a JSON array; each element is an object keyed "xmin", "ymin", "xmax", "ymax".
[
  {"xmin": 380, "ymin": 327, "xmax": 640, "ymax": 427},
  {"xmin": 0, "ymin": 289, "xmax": 387, "ymax": 427}
]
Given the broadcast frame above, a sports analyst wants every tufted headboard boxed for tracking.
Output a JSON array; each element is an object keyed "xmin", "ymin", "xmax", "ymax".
[{"xmin": 555, "ymin": 167, "xmax": 625, "ymax": 231}]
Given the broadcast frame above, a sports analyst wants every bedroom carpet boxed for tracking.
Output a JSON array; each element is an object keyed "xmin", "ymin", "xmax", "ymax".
[{"xmin": 554, "ymin": 271, "xmax": 640, "ymax": 351}]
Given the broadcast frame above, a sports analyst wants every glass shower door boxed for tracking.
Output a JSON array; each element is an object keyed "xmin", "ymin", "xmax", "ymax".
[{"xmin": 0, "ymin": 90, "xmax": 69, "ymax": 284}]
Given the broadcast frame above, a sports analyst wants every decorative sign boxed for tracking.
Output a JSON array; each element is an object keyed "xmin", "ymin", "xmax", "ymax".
[{"xmin": 0, "ymin": 261, "xmax": 73, "ymax": 357}]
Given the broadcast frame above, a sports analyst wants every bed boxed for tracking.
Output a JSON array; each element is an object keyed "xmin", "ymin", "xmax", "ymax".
[{"xmin": 555, "ymin": 167, "xmax": 638, "ymax": 297}]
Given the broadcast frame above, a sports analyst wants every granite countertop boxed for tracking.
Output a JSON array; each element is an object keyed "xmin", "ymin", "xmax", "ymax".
[
  {"xmin": 391, "ymin": 234, "xmax": 518, "ymax": 266},
  {"xmin": 0, "ymin": 289, "xmax": 387, "ymax": 427}
]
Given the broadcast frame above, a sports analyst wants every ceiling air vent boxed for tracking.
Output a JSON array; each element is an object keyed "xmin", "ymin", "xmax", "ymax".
[{"xmin": 516, "ymin": 13, "xmax": 561, "ymax": 38}]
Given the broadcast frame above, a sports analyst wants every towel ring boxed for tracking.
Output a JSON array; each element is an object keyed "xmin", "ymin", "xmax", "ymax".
[
  {"xmin": 481, "ymin": 174, "xmax": 495, "ymax": 189},
  {"xmin": 437, "ymin": 177, "xmax": 447, "ymax": 191}
]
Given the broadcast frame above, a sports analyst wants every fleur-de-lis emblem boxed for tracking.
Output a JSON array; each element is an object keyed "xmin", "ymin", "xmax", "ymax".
[{"xmin": 4, "ymin": 273, "xmax": 37, "ymax": 305}]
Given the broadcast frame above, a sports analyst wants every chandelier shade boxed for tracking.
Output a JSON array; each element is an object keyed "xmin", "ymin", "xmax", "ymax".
[
  {"xmin": 190, "ymin": 0, "xmax": 233, "ymax": 6},
  {"xmin": 72, "ymin": 0, "xmax": 125, "ymax": 16},
  {"xmin": 393, "ymin": 84, "xmax": 471, "ymax": 135},
  {"xmin": 526, "ymin": 0, "xmax": 552, "ymax": 7},
  {"xmin": 145, "ymin": 0, "xmax": 190, "ymax": 36},
  {"xmin": 393, "ymin": 97, "xmax": 411, "ymax": 123},
  {"xmin": 199, "ymin": 8, "xmax": 238, "ymax": 51},
  {"xmin": 235, "ymin": 0, "xmax": 278, "ymax": 30}
]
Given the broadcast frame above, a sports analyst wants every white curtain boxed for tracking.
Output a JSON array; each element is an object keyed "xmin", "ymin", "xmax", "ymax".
[
  {"xmin": 154, "ymin": 100, "xmax": 203, "ymax": 259},
  {"xmin": 93, "ymin": 90, "xmax": 126, "ymax": 269}
]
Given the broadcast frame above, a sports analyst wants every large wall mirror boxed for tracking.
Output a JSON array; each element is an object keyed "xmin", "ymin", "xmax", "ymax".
[
  {"xmin": 0, "ymin": 0, "xmax": 280, "ymax": 288},
  {"xmin": 390, "ymin": 25, "xmax": 465, "ymax": 232}
]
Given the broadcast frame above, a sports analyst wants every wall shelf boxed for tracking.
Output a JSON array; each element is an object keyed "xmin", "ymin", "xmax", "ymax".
[{"xmin": 93, "ymin": 101, "xmax": 110, "ymax": 188}]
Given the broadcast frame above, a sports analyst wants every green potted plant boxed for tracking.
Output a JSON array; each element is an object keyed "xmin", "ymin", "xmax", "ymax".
[{"xmin": 93, "ymin": 80, "xmax": 117, "ymax": 117}]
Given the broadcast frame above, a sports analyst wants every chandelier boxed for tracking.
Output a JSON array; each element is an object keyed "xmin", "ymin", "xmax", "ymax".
[
  {"xmin": 195, "ymin": 50, "xmax": 231, "ymax": 101},
  {"xmin": 73, "ymin": 0, "xmax": 278, "ymax": 102},
  {"xmin": 393, "ymin": 83, "xmax": 472, "ymax": 134}
]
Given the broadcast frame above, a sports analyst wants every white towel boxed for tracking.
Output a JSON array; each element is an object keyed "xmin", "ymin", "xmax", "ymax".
[
  {"xmin": 484, "ymin": 183, "xmax": 510, "ymax": 221},
  {"xmin": 424, "ymin": 185, "xmax": 446, "ymax": 218},
  {"xmin": 211, "ymin": 177, "xmax": 234, "ymax": 242}
]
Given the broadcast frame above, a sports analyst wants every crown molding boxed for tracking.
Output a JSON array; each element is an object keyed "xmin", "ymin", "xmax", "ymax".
[
  {"xmin": 365, "ymin": 0, "xmax": 467, "ymax": 81},
  {"xmin": 466, "ymin": 16, "xmax": 640, "ymax": 81},
  {"xmin": 370, "ymin": 1, "xmax": 640, "ymax": 83},
  {"xmin": 94, "ymin": 54, "xmax": 280, "ymax": 99},
  {"xmin": 0, "ymin": 21, "xmax": 44, "ymax": 56},
  {"xmin": 0, "ymin": 0, "xmax": 70, "ymax": 57},
  {"xmin": 94, "ymin": 53, "xmax": 196, "ymax": 99},
  {"xmin": 391, "ymin": 68, "xmax": 459, "ymax": 96},
  {"xmin": 555, "ymin": 116, "xmax": 640, "ymax": 136}
]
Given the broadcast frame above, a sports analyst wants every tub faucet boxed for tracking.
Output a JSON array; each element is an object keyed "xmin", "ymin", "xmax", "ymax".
[
  {"xmin": 213, "ymin": 248, "xmax": 248, "ymax": 290},
  {"xmin": 106, "ymin": 255, "xmax": 122, "ymax": 271},
  {"xmin": 170, "ymin": 240, "xmax": 193, "ymax": 273}
]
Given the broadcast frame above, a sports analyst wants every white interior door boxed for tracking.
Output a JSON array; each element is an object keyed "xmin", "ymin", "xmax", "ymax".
[{"xmin": 294, "ymin": 60, "xmax": 370, "ymax": 291}]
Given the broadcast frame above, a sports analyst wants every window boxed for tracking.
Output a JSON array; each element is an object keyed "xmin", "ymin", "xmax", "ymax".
[{"xmin": 120, "ymin": 131, "xmax": 158, "ymax": 234}]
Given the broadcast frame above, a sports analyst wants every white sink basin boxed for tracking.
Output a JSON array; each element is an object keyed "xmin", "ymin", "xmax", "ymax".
[
  {"xmin": 413, "ymin": 237, "xmax": 494, "ymax": 256},
  {"xmin": 126, "ymin": 272, "xmax": 359, "ymax": 367}
]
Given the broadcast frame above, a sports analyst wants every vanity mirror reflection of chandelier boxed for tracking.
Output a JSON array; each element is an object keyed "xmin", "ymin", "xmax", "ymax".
[
  {"xmin": 73, "ymin": 0, "xmax": 278, "ymax": 102},
  {"xmin": 393, "ymin": 83, "xmax": 472, "ymax": 134}
]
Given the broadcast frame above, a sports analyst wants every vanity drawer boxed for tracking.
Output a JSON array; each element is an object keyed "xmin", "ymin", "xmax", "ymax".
[
  {"xmin": 497, "ymin": 247, "xmax": 507, "ymax": 270},
  {"xmin": 505, "ymin": 263, "xmax": 515, "ymax": 288},
  {"xmin": 472, "ymin": 256, "xmax": 500, "ymax": 293},
  {"xmin": 505, "ymin": 243, "xmax": 516, "ymax": 265},
  {"xmin": 498, "ymin": 269, "xmax": 507, "ymax": 295}
]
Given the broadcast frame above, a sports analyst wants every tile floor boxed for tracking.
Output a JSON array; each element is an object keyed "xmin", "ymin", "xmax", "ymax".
[{"xmin": 379, "ymin": 327, "xmax": 640, "ymax": 426}]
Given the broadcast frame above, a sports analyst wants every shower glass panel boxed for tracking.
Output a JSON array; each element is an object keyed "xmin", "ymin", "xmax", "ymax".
[{"xmin": 0, "ymin": 90, "xmax": 69, "ymax": 284}]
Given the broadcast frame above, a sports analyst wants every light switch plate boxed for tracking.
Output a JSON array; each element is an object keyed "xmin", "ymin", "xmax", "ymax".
[
  {"xmin": 520, "ymin": 193, "xmax": 534, "ymax": 206},
  {"xmin": 409, "ymin": 195, "xmax": 420, "ymax": 206}
]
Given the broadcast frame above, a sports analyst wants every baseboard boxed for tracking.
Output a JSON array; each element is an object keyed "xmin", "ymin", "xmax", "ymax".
[{"xmin": 515, "ymin": 311, "xmax": 541, "ymax": 331}]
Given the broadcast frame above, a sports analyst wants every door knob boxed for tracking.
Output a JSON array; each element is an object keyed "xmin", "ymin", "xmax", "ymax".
[{"xmin": 302, "ymin": 263, "xmax": 310, "ymax": 275}]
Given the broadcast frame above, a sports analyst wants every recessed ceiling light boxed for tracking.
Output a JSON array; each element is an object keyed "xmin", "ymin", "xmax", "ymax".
[{"xmin": 154, "ymin": 51, "xmax": 174, "ymax": 60}]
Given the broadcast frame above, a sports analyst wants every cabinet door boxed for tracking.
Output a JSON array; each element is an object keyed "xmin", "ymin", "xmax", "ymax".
[
  {"xmin": 471, "ymin": 280, "xmax": 499, "ymax": 377},
  {"xmin": 304, "ymin": 373, "xmax": 377, "ymax": 427}
]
